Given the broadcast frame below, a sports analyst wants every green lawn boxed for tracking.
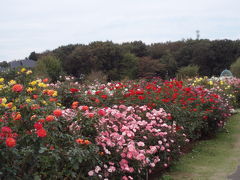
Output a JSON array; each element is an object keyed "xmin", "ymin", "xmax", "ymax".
[{"xmin": 156, "ymin": 112, "xmax": 240, "ymax": 180}]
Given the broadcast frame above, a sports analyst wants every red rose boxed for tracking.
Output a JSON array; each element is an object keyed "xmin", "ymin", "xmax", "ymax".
[
  {"xmin": 36, "ymin": 128, "xmax": 47, "ymax": 138},
  {"xmin": 1, "ymin": 126, "xmax": 12, "ymax": 134},
  {"xmin": 6, "ymin": 137, "xmax": 16, "ymax": 147},
  {"xmin": 70, "ymin": 88, "xmax": 79, "ymax": 93},
  {"xmin": 12, "ymin": 84, "xmax": 23, "ymax": 92},
  {"xmin": 98, "ymin": 109, "xmax": 106, "ymax": 116},
  {"xmin": 101, "ymin": 95, "xmax": 108, "ymax": 99},
  {"xmin": 34, "ymin": 122, "xmax": 43, "ymax": 130}
]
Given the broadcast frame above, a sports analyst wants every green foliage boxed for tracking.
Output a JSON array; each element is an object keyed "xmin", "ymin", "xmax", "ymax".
[
  {"xmin": 35, "ymin": 55, "xmax": 62, "ymax": 82},
  {"xmin": 177, "ymin": 65, "xmax": 199, "ymax": 79},
  {"xmin": 230, "ymin": 57, "xmax": 240, "ymax": 77}
]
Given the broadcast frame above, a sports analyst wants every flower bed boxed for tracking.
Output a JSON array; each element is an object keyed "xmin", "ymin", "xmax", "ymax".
[{"xmin": 0, "ymin": 70, "xmax": 238, "ymax": 179}]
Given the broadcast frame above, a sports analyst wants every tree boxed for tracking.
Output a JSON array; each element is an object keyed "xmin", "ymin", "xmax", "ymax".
[
  {"xmin": 35, "ymin": 55, "xmax": 62, "ymax": 82},
  {"xmin": 118, "ymin": 53, "xmax": 138, "ymax": 79},
  {"xmin": 137, "ymin": 57, "xmax": 166, "ymax": 78},
  {"xmin": 64, "ymin": 45, "xmax": 93, "ymax": 77},
  {"xmin": 29, "ymin": 51, "xmax": 38, "ymax": 61},
  {"xmin": 230, "ymin": 57, "xmax": 240, "ymax": 77},
  {"xmin": 122, "ymin": 41, "xmax": 148, "ymax": 57},
  {"xmin": 160, "ymin": 51, "xmax": 178, "ymax": 78},
  {"xmin": 0, "ymin": 61, "xmax": 9, "ymax": 68}
]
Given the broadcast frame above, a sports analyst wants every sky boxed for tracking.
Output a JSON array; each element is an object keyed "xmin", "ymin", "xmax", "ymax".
[{"xmin": 1, "ymin": 0, "xmax": 240, "ymax": 61}]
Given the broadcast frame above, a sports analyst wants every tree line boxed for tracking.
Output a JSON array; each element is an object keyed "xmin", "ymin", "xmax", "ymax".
[{"xmin": 28, "ymin": 39, "xmax": 240, "ymax": 81}]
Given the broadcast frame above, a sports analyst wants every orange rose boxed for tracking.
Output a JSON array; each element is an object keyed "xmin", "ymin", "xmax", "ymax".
[
  {"xmin": 75, "ymin": 138, "xmax": 84, "ymax": 144},
  {"xmin": 46, "ymin": 115, "xmax": 55, "ymax": 122},
  {"xmin": 71, "ymin": 101, "xmax": 79, "ymax": 109},
  {"xmin": 53, "ymin": 109, "xmax": 62, "ymax": 117},
  {"xmin": 12, "ymin": 112, "xmax": 22, "ymax": 120}
]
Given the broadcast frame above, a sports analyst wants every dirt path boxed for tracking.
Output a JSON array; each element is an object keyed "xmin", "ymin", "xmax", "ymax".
[{"xmin": 159, "ymin": 113, "xmax": 240, "ymax": 180}]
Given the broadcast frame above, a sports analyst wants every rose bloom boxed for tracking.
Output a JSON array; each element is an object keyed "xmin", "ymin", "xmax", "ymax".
[
  {"xmin": 42, "ymin": 78, "xmax": 48, "ymax": 83},
  {"xmin": 70, "ymin": 88, "xmax": 79, "ymax": 93},
  {"xmin": 46, "ymin": 115, "xmax": 55, "ymax": 122},
  {"xmin": 33, "ymin": 95, "xmax": 38, "ymax": 99},
  {"xmin": 36, "ymin": 128, "xmax": 47, "ymax": 137},
  {"xmin": 6, "ymin": 137, "xmax": 16, "ymax": 147},
  {"xmin": 34, "ymin": 122, "xmax": 43, "ymax": 130},
  {"xmin": 12, "ymin": 84, "xmax": 23, "ymax": 92},
  {"xmin": 81, "ymin": 106, "xmax": 89, "ymax": 111},
  {"xmin": 49, "ymin": 98, "xmax": 57, "ymax": 102},
  {"xmin": 87, "ymin": 113, "xmax": 94, "ymax": 118},
  {"xmin": 53, "ymin": 109, "xmax": 62, "ymax": 117},
  {"xmin": 1, "ymin": 126, "xmax": 12, "ymax": 134},
  {"xmin": 47, "ymin": 90, "xmax": 55, "ymax": 96},
  {"xmin": 98, "ymin": 109, "xmax": 106, "ymax": 116},
  {"xmin": 72, "ymin": 101, "xmax": 79, "ymax": 109},
  {"xmin": 76, "ymin": 138, "xmax": 84, "ymax": 144},
  {"xmin": 12, "ymin": 113, "xmax": 22, "ymax": 120}
]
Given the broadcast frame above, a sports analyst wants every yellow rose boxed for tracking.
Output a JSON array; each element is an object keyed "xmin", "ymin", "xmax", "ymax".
[
  {"xmin": 26, "ymin": 99, "xmax": 32, "ymax": 103},
  {"xmin": 52, "ymin": 91, "xmax": 58, "ymax": 97},
  {"xmin": 8, "ymin": 80, "xmax": 16, "ymax": 85},
  {"xmin": 2, "ymin": 98, "xmax": 7, "ymax": 104},
  {"xmin": 26, "ymin": 70, "xmax": 32, "ymax": 75},
  {"xmin": 21, "ymin": 68, "xmax": 26, "ymax": 72},
  {"xmin": 29, "ymin": 81, "xmax": 37, "ymax": 86},
  {"xmin": 0, "ymin": 78, "xmax": 4, "ymax": 83}
]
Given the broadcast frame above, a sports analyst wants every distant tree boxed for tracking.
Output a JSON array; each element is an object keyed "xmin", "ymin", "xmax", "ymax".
[
  {"xmin": 137, "ymin": 57, "xmax": 166, "ymax": 78},
  {"xmin": 122, "ymin": 41, "xmax": 148, "ymax": 57},
  {"xmin": 0, "ymin": 61, "xmax": 9, "ymax": 68},
  {"xmin": 160, "ymin": 51, "xmax": 178, "ymax": 78},
  {"xmin": 177, "ymin": 65, "xmax": 199, "ymax": 79},
  {"xmin": 35, "ymin": 55, "xmax": 62, "ymax": 82},
  {"xmin": 65, "ymin": 45, "xmax": 92, "ymax": 77},
  {"xmin": 29, "ymin": 51, "xmax": 38, "ymax": 61},
  {"xmin": 118, "ymin": 53, "xmax": 138, "ymax": 79},
  {"xmin": 230, "ymin": 57, "xmax": 240, "ymax": 77}
]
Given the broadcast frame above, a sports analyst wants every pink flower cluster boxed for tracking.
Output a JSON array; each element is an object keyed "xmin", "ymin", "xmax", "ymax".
[{"xmin": 86, "ymin": 105, "xmax": 187, "ymax": 179}]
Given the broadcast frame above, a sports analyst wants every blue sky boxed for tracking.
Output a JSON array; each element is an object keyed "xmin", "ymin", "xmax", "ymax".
[{"xmin": 1, "ymin": 0, "xmax": 240, "ymax": 61}]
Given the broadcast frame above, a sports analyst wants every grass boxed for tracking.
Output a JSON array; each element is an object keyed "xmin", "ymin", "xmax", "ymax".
[{"xmin": 155, "ymin": 112, "xmax": 240, "ymax": 180}]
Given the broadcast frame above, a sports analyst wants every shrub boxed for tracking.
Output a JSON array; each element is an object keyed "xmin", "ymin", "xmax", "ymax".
[
  {"xmin": 35, "ymin": 55, "xmax": 62, "ymax": 82},
  {"xmin": 176, "ymin": 65, "xmax": 199, "ymax": 79}
]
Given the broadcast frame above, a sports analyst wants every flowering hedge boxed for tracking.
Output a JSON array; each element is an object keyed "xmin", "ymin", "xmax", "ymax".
[{"xmin": 0, "ymin": 70, "xmax": 238, "ymax": 179}]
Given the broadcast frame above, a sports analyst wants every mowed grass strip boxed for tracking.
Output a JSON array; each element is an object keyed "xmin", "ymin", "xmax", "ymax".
[{"xmin": 157, "ymin": 112, "xmax": 240, "ymax": 180}]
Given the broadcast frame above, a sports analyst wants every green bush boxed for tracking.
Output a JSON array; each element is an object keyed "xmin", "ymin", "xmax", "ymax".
[
  {"xmin": 35, "ymin": 55, "xmax": 62, "ymax": 82},
  {"xmin": 177, "ymin": 65, "xmax": 199, "ymax": 79}
]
